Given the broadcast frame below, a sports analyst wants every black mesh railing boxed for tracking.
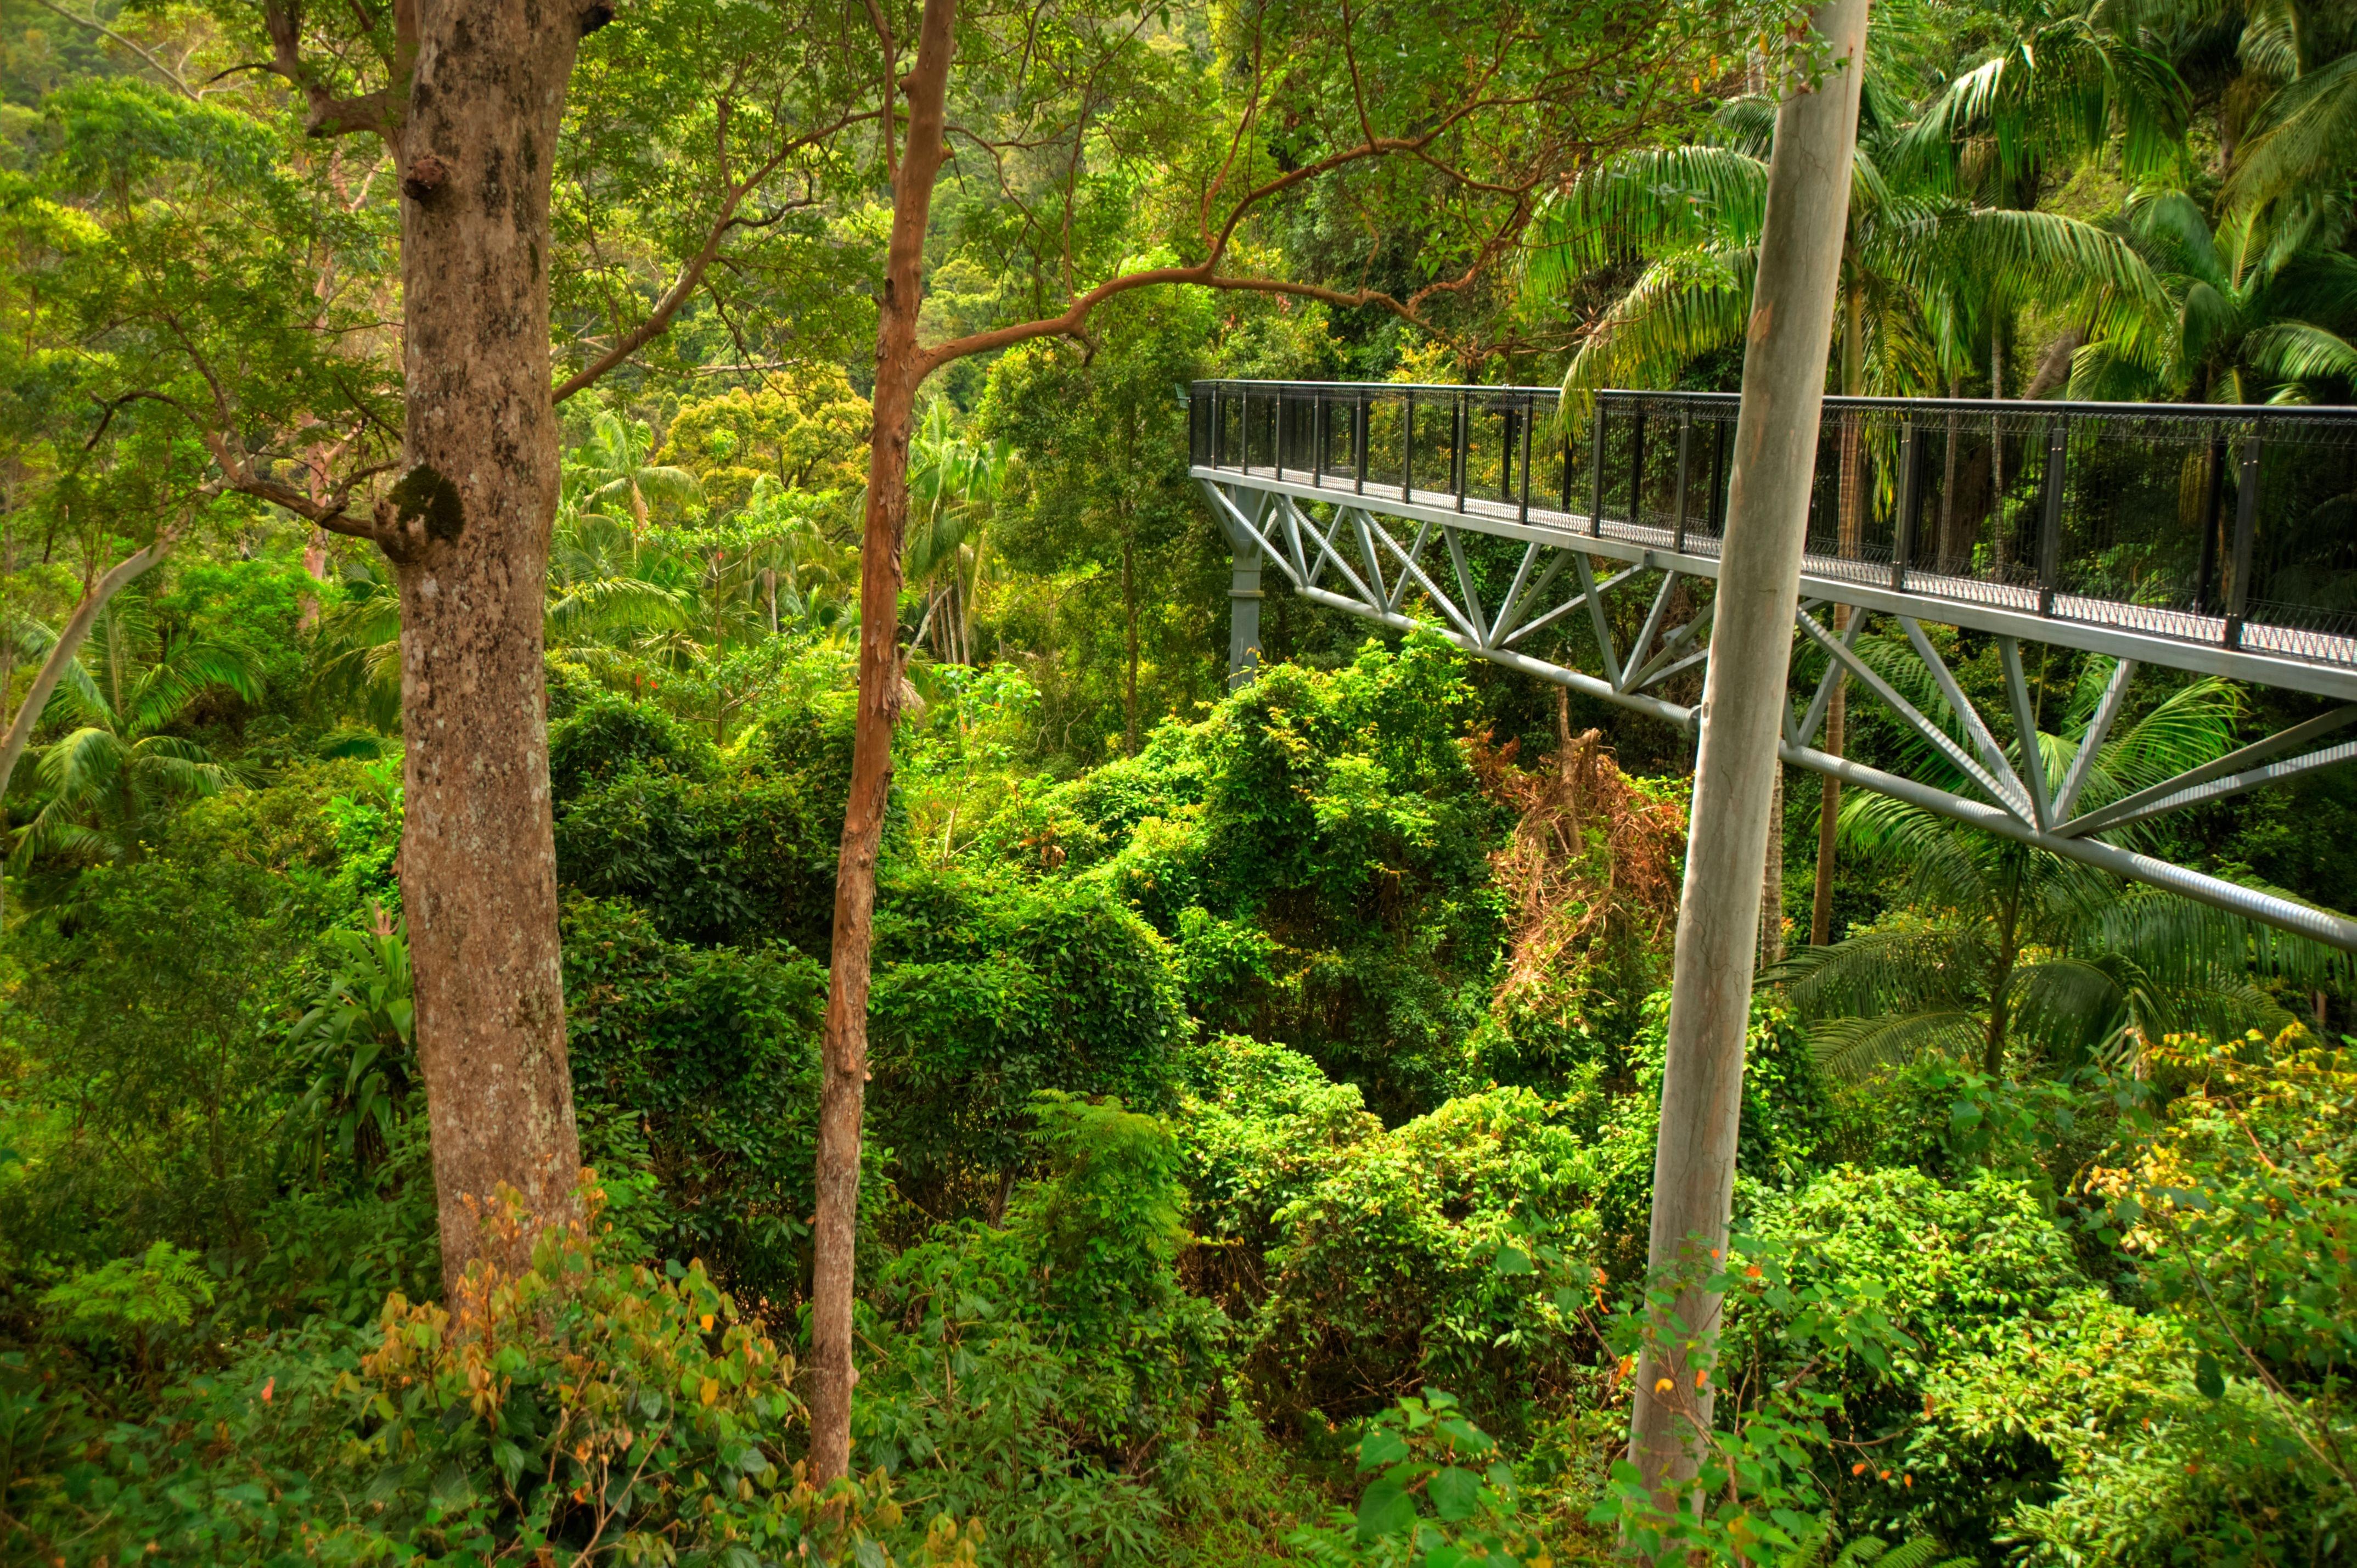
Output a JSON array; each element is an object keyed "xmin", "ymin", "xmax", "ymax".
[{"xmin": 1188, "ymin": 380, "xmax": 2357, "ymax": 667}]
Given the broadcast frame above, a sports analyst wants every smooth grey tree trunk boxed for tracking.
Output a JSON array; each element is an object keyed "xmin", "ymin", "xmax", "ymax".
[{"xmin": 1629, "ymin": 0, "xmax": 1868, "ymax": 1494}]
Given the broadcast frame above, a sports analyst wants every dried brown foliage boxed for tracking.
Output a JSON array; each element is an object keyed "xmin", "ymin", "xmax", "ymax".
[{"xmin": 1469, "ymin": 702, "xmax": 1685, "ymax": 1023}]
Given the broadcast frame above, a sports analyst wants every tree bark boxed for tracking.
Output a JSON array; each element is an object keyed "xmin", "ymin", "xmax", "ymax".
[
  {"xmin": 1630, "ymin": 0, "xmax": 1866, "ymax": 1498},
  {"xmin": 809, "ymin": 0, "xmax": 959, "ymax": 1487},
  {"xmin": 1758, "ymin": 763, "xmax": 1785, "ymax": 968},
  {"xmin": 391, "ymin": 0, "xmax": 590, "ymax": 1284},
  {"xmin": 2023, "ymin": 326, "xmax": 2083, "ymax": 401},
  {"xmin": 1809, "ymin": 285, "xmax": 1865, "ymax": 947}
]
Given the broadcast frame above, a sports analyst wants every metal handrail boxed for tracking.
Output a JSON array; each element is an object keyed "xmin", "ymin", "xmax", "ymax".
[{"xmin": 1188, "ymin": 379, "xmax": 2357, "ymax": 668}]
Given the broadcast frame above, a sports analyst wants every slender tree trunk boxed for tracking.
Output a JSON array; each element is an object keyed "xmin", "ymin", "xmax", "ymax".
[
  {"xmin": 392, "ymin": 0, "xmax": 588, "ymax": 1284},
  {"xmin": 1122, "ymin": 536, "xmax": 1140, "ymax": 756},
  {"xmin": 1759, "ymin": 764, "xmax": 1785, "ymax": 968},
  {"xmin": 1631, "ymin": 0, "xmax": 1866, "ymax": 1498},
  {"xmin": 809, "ymin": 0, "xmax": 959, "ymax": 1486},
  {"xmin": 1810, "ymin": 286, "xmax": 1865, "ymax": 946}
]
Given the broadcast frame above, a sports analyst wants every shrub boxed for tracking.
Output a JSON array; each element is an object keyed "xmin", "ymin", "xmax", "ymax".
[
  {"xmin": 547, "ymin": 688, "xmax": 712, "ymax": 804},
  {"xmin": 1734, "ymin": 1165, "xmax": 2089, "ymax": 1548},
  {"xmin": 994, "ymin": 634, "xmax": 1507, "ymax": 1121},
  {"xmin": 560, "ymin": 897, "xmax": 830, "ymax": 1307},
  {"xmin": 859, "ymin": 1094, "xmax": 1228, "ymax": 1568},
  {"xmin": 556, "ymin": 763, "xmax": 845, "ymax": 951},
  {"xmin": 1171, "ymin": 1033, "xmax": 1380, "ymax": 1311},
  {"xmin": 37, "ymin": 1241, "xmax": 214, "ymax": 1382},
  {"xmin": 2, "ymin": 1180, "xmax": 963, "ymax": 1566},
  {"xmin": 868, "ymin": 867, "xmax": 1189, "ymax": 1219},
  {"xmin": 1245, "ymin": 1087, "xmax": 1603, "ymax": 1437}
]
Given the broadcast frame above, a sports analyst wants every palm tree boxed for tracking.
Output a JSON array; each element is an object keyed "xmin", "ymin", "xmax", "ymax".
[
  {"xmin": 737, "ymin": 474, "xmax": 858, "ymax": 642},
  {"xmin": 1533, "ymin": 76, "xmax": 2170, "ymax": 946},
  {"xmin": 2070, "ymin": 190, "xmax": 2357, "ymax": 403},
  {"xmin": 310, "ymin": 560, "xmax": 403, "ymax": 734},
  {"xmin": 569, "ymin": 409, "xmax": 703, "ymax": 535},
  {"xmin": 1769, "ymin": 649, "xmax": 2347, "ymax": 1079},
  {"xmin": 903, "ymin": 401, "xmax": 1010, "ymax": 668},
  {"xmin": 1534, "ymin": 81, "xmax": 2167, "ymax": 408},
  {"xmin": 9, "ymin": 595, "xmax": 262, "ymax": 876}
]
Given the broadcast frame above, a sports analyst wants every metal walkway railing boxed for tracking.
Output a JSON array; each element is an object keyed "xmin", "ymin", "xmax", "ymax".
[
  {"xmin": 1190, "ymin": 380, "xmax": 2357, "ymax": 690},
  {"xmin": 1188, "ymin": 380, "xmax": 2357, "ymax": 949}
]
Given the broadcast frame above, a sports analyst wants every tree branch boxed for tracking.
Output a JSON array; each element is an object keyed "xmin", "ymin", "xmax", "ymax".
[
  {"xmin": 551, "ymin": 109, "xmax": 881, "ymax": 404},
  {"xmin": 261, "ymin": 0, "xmax": 402, "ymax": 140},
  {"xmin": 30, "ymin": 0, "xmax": 201, "ymax": 100}
]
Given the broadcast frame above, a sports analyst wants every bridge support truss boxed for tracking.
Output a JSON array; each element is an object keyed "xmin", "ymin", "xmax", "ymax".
[{"xmin": 1196, "ymin": 469, "xmax": 2357, "ymax": 952}]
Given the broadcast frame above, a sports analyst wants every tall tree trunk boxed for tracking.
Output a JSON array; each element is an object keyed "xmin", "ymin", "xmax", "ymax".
[
  {"xmin": 1759, "ymin": 763, "xmax": 1785, "ymax": 968},
  {"xmin": 1122, "ymin": 536, "xmax": 1139, "ymax": 756},
  {"xmin": 1631, "ymin": 0, "xmax": 1866, "ymax": 1499},
  {"xmin": 393, "ymin": 1, "xmax": 587, "ymax": 1284},
  {"xmin": 809, "ymin": 0, "xmax": 959, "ymax": 1487},
  {"xmin": 1810, "ymin": 285, "xmax": 1865, "ymax": 947}
]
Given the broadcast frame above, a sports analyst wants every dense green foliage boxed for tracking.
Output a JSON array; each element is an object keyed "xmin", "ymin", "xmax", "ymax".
[{"xmin": 4, "ymin": 0, "xmax": 2356, "ymax": 1561}]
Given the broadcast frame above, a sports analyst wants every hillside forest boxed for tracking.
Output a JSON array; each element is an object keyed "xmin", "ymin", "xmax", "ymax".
[{"xmin": 3, "ymin": 0, "xmax": 2357, "ymax": 1562}]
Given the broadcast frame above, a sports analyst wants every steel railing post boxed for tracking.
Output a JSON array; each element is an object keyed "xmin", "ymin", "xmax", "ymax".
[
  {"xmin": 1312, "ymin": 389, "xmax": 1324, "ymax": 488},
  {"xmin": 1590, "ymin": 403, "xmax": 1608, "ymax": 538},
  {"xmin": 1892, "ymin": 416, "xmax": 1921, "ymax": 592},
  {"xmin": 1499, "ymin": 399, "xmax": 1514, "ymax": 503},
  {"xmin": 1672, "ymin": 408, "xmax": 1693, "ymax": 553},
  {"xmin": 1629, "ymin": 407, "xmax": 1649, "ymax": 531},
  {"xmin": 1454, "ymin": 392, "xmax": 1468, "ymax": 512},
  {"xmin": 1355, "ymin": 391, "xmax": 1369, "ymax": 494},
  {"xmin": 1559, "ymin": 396, "xmax": 1573, "ymax": 516},
  {"xmin": 1518, "ymin": 392, "xmax": 1535, "ymax": 524},
  {"xmin": 1402, "ymin": 390, "xmax": 1415, "ymax": 502},
  {"xmin": 2227, "ymin": 431, "xmax": 2262, "ymax": 649}
]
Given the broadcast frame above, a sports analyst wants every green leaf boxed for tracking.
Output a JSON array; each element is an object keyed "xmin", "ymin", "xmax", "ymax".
[
  {"xmin": 1430, "ymin": 1464, "xmax": 1482, "ymax": 1522},
  {"xmin": 1357, "ymin": 1428, "xmax": 1411, "ymax": 1470},
  {"xmin": 1494, "ymin": 1246, "xmax": 1533, "ymax": 1276},
  {"xmin": 1354, "ymin": 1478, "xmax": 1419, "ymax": 1543},
  {"xmin": 2196, "ymin": 1351, "xmax": 2225, "ymax": 1399}
]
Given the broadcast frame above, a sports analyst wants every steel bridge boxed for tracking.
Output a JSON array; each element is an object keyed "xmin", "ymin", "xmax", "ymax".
[{"xmin": 1189, "ymin": 379, "xmax": 2357, "ymax": 951}]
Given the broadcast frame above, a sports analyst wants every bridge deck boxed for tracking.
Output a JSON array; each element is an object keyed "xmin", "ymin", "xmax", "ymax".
[{"xmin": 1398, "ymin": 475, "xmax": 2352, "ymax": 665}]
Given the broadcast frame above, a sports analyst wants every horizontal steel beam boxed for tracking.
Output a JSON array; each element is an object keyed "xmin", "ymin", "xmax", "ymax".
[{"xmin": 1195, "ymin": 468, "xmax": 2357, "ymax": 703}]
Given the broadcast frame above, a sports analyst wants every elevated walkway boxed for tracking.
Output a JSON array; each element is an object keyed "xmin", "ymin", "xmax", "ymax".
[{"xmin": 1190, "ymin": 380, "xmax": 2357, "ymax": 949}]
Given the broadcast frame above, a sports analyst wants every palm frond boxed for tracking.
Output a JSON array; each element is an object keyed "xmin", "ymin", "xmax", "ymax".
[
  {"xmin": 1527, "ymin": 146, "xmax": 1768, "ymax": 294},
  {"xmin": 2095, "ymin": 885, "xmax": 2350, "ymax": 990},
  {"xmin": 32, "ymin": 726, "xmax": 126, "ymax": 807},
  {"xmin": 2225, "ymin": 53, "xmax": 2357, "ymax": 216},
  {"xmin": 2241, "ymin": 320, "xmax": 2357, "ymax": 385},
  {"xmin": 124, "ymin": 640, "xmax": 265, "ymax": 734},
  {"xmin": 1559, "ymin": 249, "xmax": 1756, "ymax": 410},
  {"xmin": 1809, "ymin": 1008, "xmax": 1989, "ymax": 1082},
  {"xmin": 547, "ymin": 576, "xmax": 693, "ymax": 642},
  {"xmin": 1773, "ymin": 924, "xmax": 1989, "ymax": 1022}
]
